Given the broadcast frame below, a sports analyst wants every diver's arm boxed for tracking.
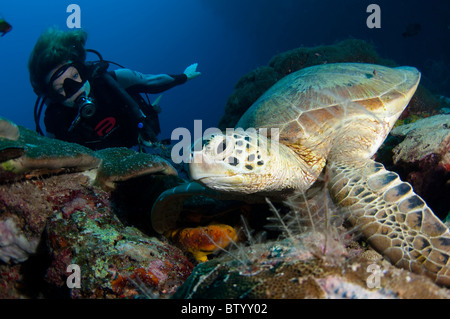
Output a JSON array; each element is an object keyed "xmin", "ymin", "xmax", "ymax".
[{"xmin": 113, "ymin": 68, "xmax": 187, "ymax": 93}]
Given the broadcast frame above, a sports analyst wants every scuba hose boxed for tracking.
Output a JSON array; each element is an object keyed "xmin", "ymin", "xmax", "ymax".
[
  {"xmin": 34, "ymin": 95, "xmax": 46, "ymax": 136},
  {"xmin": 101, "ymin": 71, "xmax": 147, "ymax": 130}
]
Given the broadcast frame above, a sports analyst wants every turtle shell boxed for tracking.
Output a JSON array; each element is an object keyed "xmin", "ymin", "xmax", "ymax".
[{"xmin": 236, "ymin": 63, "xmax": 420, "ymax": 157}]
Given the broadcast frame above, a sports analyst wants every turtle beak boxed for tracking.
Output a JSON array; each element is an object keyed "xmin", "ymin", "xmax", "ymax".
[
  {"xmin": 189, "ymin": 150, "xmax": 230, "ymax": 181},
  {"xmin": 189, "ymin": 144, "xmax": 244, "ymax": 191},
  {"xmin": 189, "ymin": 134, "xmax": 230, "ymax": 180}
]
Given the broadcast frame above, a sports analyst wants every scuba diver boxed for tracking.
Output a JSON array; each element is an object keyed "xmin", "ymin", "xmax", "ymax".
[{"xmin": 28, "ymin": 28, "xmax": 201, "ymax": 150}]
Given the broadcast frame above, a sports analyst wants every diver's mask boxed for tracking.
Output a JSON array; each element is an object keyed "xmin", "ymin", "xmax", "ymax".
[{"xmin": 47, "ymin": 63, "xmax": 91, "ymax": 107}]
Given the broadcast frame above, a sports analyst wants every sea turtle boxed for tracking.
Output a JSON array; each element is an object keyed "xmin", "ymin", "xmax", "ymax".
[{"xmin": 153, "ymin": 63, "xmax": 450, "ymax": 286}]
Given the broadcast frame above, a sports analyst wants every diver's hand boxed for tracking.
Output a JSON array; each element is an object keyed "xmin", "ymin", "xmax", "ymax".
[{"xmin": 184, "ymin": 63, "xmax": 201, "ymax": 80}]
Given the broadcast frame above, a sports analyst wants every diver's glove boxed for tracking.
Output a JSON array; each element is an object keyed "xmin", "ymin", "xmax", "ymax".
[{"xmin": 184, "ymin": 63, "xmax": 201, "ymax": 80}]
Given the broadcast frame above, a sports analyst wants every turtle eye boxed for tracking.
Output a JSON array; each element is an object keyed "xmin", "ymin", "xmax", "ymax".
[
  {"xmin": 217, "ymin": 140, "xmax": 227, "ymax": 154},
  {"xmin": 202, "ymin": 138, "xmax": 211, "ymax": 149}
]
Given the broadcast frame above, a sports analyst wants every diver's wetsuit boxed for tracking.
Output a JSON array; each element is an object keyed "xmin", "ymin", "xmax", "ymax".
[{"xmin": 44, "ymin": 69, "xmax": 187, "ymax": 150}]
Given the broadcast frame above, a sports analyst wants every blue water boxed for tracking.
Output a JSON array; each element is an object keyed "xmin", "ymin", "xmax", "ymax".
[{"xmin": 1, "ymin": 0, "xmax": 449, "ymax": 140}]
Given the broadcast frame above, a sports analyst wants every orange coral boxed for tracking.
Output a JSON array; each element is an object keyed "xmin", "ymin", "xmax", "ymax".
[{"xmin": 167, "ymin": 224, "xmax": 238, "ymax": 262}]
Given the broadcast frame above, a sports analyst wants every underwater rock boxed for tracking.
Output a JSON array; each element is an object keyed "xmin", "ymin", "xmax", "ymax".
[
  {"xmin": 391, "ymin": 114, "xmax": 450, "ymax": 166},
  {"xmin": 173, "ymin": 231, "xmax": 450, "ymax": 299},
  {"xmin": 383, "ymin": 114, "xmax": 450, "ymax": 219}
]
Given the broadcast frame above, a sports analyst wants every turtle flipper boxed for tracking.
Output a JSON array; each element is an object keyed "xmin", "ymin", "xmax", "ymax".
[{"xmin": 328, "ymin": 158, "xmax": 450, "ymax": 286}]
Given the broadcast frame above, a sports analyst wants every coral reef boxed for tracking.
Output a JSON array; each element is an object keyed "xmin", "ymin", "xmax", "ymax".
[
  {"xmin": 0, "ymin": 120, "xmax": 192, "ymax": 298},
  {"xmin": 46, "ymin": 191, "xmax": 193, "ymax": 298},
  {"xmin": 0, "ymin": 123, "xmax": 178, "ymax": 191},
  {"xmin": 0, "ymin": 170, "xmax": 193, "ymax": 298}
]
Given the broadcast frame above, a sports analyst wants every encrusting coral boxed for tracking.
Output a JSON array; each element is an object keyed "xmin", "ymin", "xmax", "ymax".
[
  {"xmin": 0, "ymin": 119, "xmax": 192, "ymax": 298},
  {"xmin": 0, "ymin": 121, "xmax": 177, "ymax": 191},
  {"xmin": 94, "ymin": 147, "xmax": 177, "ymax": 191}
]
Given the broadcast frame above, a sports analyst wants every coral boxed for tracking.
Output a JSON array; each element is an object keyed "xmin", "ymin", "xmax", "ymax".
[
  {"xmin": 0, "ymin": 122, "xmax": 178, "ymax": 193},
  {"xmin": 46, "ymin": 208, "xmax": 193, "ymax": 298},
  {"xmin": 0, "ymin": 217, "xmax": 40, "ymax": 263},
  {"xmin": 0, "ymin": 124, "xmax": 99, "ymax": 182},
  {"xmin": 167, "ymin": 224, "xmax": 238, "ymax": 262},
  {"xmin": 0, "ymin": 119, "xmax": 193, "ymax": 298},
  {"xmin": 0, "ymin": 263, "xmax": 24, "ymax": 298},
  {"xmin": 0, "ymin": 170, "xmax": 193, "ymax": 298},
  {"xmin": 0, "ymin": 117, "xmax": 19, "ymax": 141},
  {"xmin": 94, "ymin": 147, "xmax": 177, "ymax": 191}
]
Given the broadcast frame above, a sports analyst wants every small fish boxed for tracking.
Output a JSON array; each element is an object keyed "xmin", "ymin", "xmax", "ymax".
[
  {"xmin": 402, "ymin": 23, "xmax": 421, "ymax": 38},
  {"xmin": 0, "ymin": 17, "xmax": 12, "ymax": 37}
]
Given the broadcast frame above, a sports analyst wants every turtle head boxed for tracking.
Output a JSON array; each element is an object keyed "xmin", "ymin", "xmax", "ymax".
[{"xmin": 189, "ymin": 129, "xmax": 275, "ymax": 194}]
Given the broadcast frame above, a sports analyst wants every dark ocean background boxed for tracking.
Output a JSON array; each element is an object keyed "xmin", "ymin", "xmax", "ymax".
[{"xmin": 1, "ymin": 0, "xmax": 449, "ymax": 140}]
